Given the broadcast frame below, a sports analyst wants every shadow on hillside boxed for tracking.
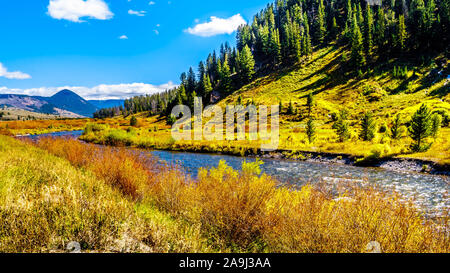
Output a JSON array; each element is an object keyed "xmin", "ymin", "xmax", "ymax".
[
  {"xmin": 429, "ymin": 84, "xmax": 450, "ymax": 97},
  {"xmin": 293, "ymin": 48, "xmax": 352, "ymax": 96}
]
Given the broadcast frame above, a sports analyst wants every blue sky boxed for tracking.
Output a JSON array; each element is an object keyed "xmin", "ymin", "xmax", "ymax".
[{"xmin": 0, "ymin": 0, "xmax": 269, "ymax": 99}]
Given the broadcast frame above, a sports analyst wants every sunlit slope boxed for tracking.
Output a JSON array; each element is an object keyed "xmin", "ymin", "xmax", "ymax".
[{"xmin": 220, "ymin": 45, "xmax": 450, "ymax": 127}]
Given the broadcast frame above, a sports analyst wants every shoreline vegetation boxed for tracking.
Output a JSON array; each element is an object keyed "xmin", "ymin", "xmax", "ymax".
[
  {"xmin": 0, "ymin": 135, "xmax": 448, "ymax": 253},
  {"xmin": 77, "ymin": 118, "xmax": 450, "ymax": 176}
]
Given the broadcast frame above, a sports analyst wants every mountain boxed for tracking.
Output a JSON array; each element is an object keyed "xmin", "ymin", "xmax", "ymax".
[
  {"xmin": 48, "ymin": 89, "xmax": 98, "ymax": 117},
  {"xmin": 0, "ymin": 94, "xmax": 56, "ymax": 114},
  {"xmin": 0, "ymin": 90, "xmax": 98, "ymax": 118},
  {"xmin": 89, "ymin": 99, "xmax": 124, "ymax": 109}
]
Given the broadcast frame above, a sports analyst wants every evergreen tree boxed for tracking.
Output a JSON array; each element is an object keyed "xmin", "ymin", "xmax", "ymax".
[
  {"xmin": 409, "ymin": 0, "xmax": 427, "ymax": 48},
  {"xmin": 189, "ymin": 91, "xmax": 197, "ymax": 110},
  {"xmin": 288, "ymin": 100, "xmax": 295, "ymax": 115},
  {"xmin": 220, "ymin": 57, "xmax": 233, "ymax": 94},
  {"xmin": 306, "ymin": 92, "xmax": 314, "ymax": 117},
  {"xmin": 397, "ymin": 15, "xmax": 407, "ymax": 52},
  {"xmin": 302, "ymin": 13, "xmax": 312, "ymax": 57},
  {"xmin": 344, "ymin": 0, "xmax": 353, "ymax": 41},
  {"xmin": 359, "ymin": 112, "xmax": 376, "ymax": 141},
  {"xmin": 238, "ymin": 45, "xmax": 256, "ymax": 83},
  {"xmin": 306, "ymin": 117, "xmax": 316, "ymax": 143},
  {"xmin": 130, "ymin": 116, "xmax": 138, "ymax": 127},
  {"xmin": 179, "ymin": 85, "xmax": 188, "ymax": 104},
  {"xmin": 202, "ymin": 74, "xmax": 213, "ymax": 100},
  {"xmin": 197, "ymin": 61, "xmax": 206, "ymax": 96},
  {"xmin": 364, "ymin": 4, "xmax": 374, "ymax": 58},
  {"xmin": 431, "ymin": 113, "xmax": 442, "ymax": 138},
  {"xmin": 186, "ymin": 67, "xmax": 196, "ymax": 94},
  {"xmin": 350, "ymin": 14, "xmax": 366, "ymax": 70},
  {"xmin": 409, "ymin": 104, "xmax": 433, "ymax": 151},
  {"xmin": 333, "ymin": 109, "xmax": 351, "ymax": 142},
  {"xmin": 330, "ymin": 17, "xmax": 339, "ymax": 40},
  {"xmin": 317, "ymin": 0, "xmax": 326, "ymax": 45},
  {"xmin": 270, "ymin": 28, "xmax": 282, "ymax": 65},
  {"xmin": 375, "ymin": 7, "xmax": 386, "ymax": 53},
  {"xmin": 390, "ymin": 114, "xmax": 404, "ymax": 139}
]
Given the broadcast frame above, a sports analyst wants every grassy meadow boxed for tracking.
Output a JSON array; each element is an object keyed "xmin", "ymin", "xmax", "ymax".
[
  {"xmin": 0, "ymin": 135, "xmax": 448, "ymax": 253},
  {"xmin": 0, "ymin": 118, "xmax": 90, "ymax": 136}
]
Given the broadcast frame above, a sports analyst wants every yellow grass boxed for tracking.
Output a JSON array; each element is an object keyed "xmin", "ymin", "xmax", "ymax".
[{"xmin": 0, "ymin": 135, "xmax": 209, "ymax": 253}]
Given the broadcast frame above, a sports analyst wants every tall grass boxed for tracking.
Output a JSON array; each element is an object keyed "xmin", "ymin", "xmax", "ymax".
[
  {"xmin": 0, "ymin": 136, "xmax": 208, "ymax": 253},
  {"xmin": 31, "ymin": 137, "xmax": 449, "ymax": 253}
]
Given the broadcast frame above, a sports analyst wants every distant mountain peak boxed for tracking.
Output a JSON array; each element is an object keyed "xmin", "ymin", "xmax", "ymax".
[
  {"xmin": 52, "ymin": 89, "xmax": 82, "ymax": 98},
  {"xmin": 48, "ymin": 89, "xmax": 98, "ymax": 117}
]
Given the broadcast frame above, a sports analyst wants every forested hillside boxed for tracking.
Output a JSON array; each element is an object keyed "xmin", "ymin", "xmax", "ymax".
[{"xmin": 95, "ymin": 0, "xmax": 449, "ymax": 119}]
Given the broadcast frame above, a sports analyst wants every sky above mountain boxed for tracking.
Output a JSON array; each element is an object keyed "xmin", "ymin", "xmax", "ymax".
[{"xmin": 0, "ymin": 0, "xmax": 268, "ymax": 100}]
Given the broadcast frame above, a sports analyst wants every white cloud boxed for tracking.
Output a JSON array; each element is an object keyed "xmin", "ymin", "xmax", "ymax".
[
  {"xmin": 119, "ymin": 35, "xmax": 128, "ymax": 39},
  {"xmin": 149, "ymin": 1, "xmax": 156, "ymax": 5},
  {"xmin": 0, "ymin": 63, "xmax": 31, "ymax": 80},
  {"xmin": 128, "ymin": 9, "xmax": 146, "ymax": 16},
  {"xmin": 0, "ymin": 82, "xmax": 178, "ymax": 100},
  {"xmin": 47, "ymin": 0, "xmax": 114, "ymax": 22},
  {"xmin": 185, "ymin": 14, "xmax": 246, "ymax": 37}
]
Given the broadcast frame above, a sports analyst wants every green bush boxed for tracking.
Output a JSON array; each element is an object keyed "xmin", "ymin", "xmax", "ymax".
[
  {"xmin": 105, "ymin": 130, "xmax": 133, "ymax": 146},
  {"xmin": 130, "ymin": 116, "xmax": 138, "ymax": 127}
]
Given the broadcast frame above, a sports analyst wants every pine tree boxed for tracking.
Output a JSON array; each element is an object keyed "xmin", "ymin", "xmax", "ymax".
[
  {"xmin": 409, "ymin": 104, "xmax": 433, "ymax": 151},
  {"xmin": 303, "ymin": 12, "xmax": 312, "ymax": 57},
  {"xmin": 397, "ymin": 14, "xmax": 407, "ymax": 52},
  {"xmin": 186, "ymin": 67, "xmax": 196, "ymax": 94},
  {"xmin": 130, "ymin": 116, "xmax": 138, "ymax": 127},
  {"xmin": 390, "ymin": 114, "xmax": 404, "ymax": 139},
  {"xmin": 306, "ymin": 92, "xmax": 314, "ymax": 117},
  {"xmin": 317, "ymin": 0, "xmax": 326, "ymax": 45},
  {"xmin": 220, "ymin": 57, "xmax": 232, "ymax": 94},
  {"xmin": 179, "ymin": 85, "xmax": 188, "ymax": 104},
  {"xmin": 306, "ymin": 118, "xmax": 316, "ymax": 143},
  {"xmin": 409, "ymin": 0, "xmax": 427, "ymax": 48},
  {"xmin": 238, "ymin": 45, "xmax": 256, "ymax": 84},
  {"xmin": 431, "ymin": 113, "xmax": 442, "ymax": 138},
  {"xmin": 202, "ymin": 74, "xmax": 213, "ymax": 100},
  {"xmin": 350, "ymin": 14, "xmax": 366, "ymax": 70},
  {"xmin": 375, "ymin": 7, "xmax": 386, "ymax": 53},
  {"xmin": 197, "ymin": 61, "xmax": 206, "ymax": 96},
  {"xmin": 330, "ymin": 17, "xmax": 339, "ymax": 40},
  {"xmin": 344, "ymin": 0, "xmax": 353, "ymax": 41},
  {"xmin": 189, "ymin": 90, "xmax": 197, "ymax": 110},
  {"xmin": 288, "ymin": 100, "xmax": 295, "ymax": 115},
  {"xmin": 359, "ymin": 112, "xmax": 376, "ymax": 141},
  {"xmin": 364, "ymin": 4, "xmax": 374, "ymax": 58},
  {"xmin": 333, "ymin": 110, "xmax": 351, "ymax": 142},
  {"xmin": 270, "ymin": 28, "xmax": 282, "ymax": 65}
]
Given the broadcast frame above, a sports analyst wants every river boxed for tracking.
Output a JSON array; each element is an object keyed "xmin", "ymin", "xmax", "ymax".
[{"xmin": 22, "ymin": 130, "xmax": 449, "ymax": 217}]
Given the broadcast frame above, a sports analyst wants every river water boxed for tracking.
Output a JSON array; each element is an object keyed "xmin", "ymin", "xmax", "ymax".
[{"xmin": 23, "ymin": 130, "xmax": 449, "ymax": 217}]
